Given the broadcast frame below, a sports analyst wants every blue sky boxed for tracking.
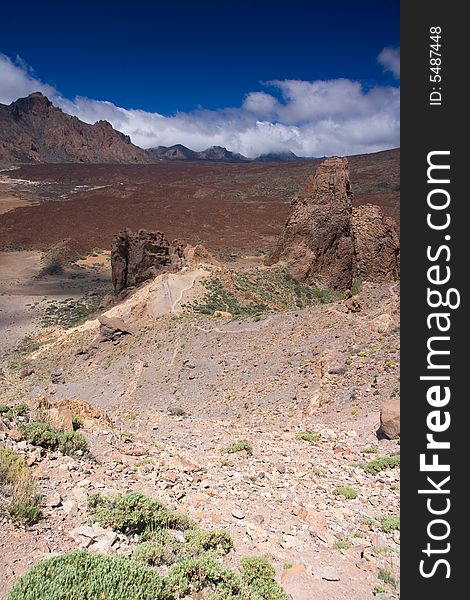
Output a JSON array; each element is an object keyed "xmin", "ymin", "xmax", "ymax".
[{"xmin": 0, "ymin": 0, "xmax": 400, "ymax": 157}]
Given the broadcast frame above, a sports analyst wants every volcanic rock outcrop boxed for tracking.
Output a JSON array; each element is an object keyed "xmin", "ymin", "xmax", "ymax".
[
  {"xmin": 111, "ymin": 229, "xmax": 185, "ymax": 296},
  {"xmin": 267, "ymin": 157, "xmax": 355, "ymax": 290},
  {"xmin": 268, "ymin": 157, "xmax": 400, "ymax": 289},
  {"xmin": 351, "ymin": 203, "xmax": 400, "ymax": 282}
]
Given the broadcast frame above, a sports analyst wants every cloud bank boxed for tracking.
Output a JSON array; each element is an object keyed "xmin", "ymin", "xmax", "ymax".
[{"xmin": 0, "ymin": 51, "xmax": 399, "ymax": 158}]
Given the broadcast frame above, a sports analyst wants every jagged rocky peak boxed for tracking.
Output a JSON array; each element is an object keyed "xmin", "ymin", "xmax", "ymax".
[
  {"xmin": 267, "ymin": 157, "xmax": 400, "ymax": 290},
  {"xmin": 267, "ymin": 157, "xmax": 355, "ymax": 291}
]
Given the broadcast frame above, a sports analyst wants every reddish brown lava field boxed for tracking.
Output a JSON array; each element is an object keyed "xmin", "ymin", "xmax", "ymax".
[{"xmin": 0, "ymin": 149, "xmax": 399, "ymax": 256}]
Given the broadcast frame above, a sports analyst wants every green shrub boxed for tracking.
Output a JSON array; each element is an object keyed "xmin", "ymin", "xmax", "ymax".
[
  {"xmin": 0, "ymin": 403, "xmax": 29, "ymax": 419},
  {"xmin": 168, "ymin": 554, "xmax": 241, "ymax": 597},
  {"xmin": 240, "ymin": 556, "xmax": 276, "ymax": 583},
  {"xmin": 7, "ymin": 550, "xmax": 170, "ymax": 600},
  {"xmin": 378, "ymin": 568, "xmax": 397, "ymax": 588},
  {"xmin": 88, "ymin": 492, "xmax": 195, "ymax": 536},
  {"xmin": 295, "ymin": 431, "xmax": 321, "ymax": 443},
  {"xmin": 362, "ymin": 455, "xmax": 400, "ymax": 474},
  {"xmin": 72, "ymin": 415, "xmax": 84, "ymax": 431},
  {"xmin": 20, "ymin": 422, "xmax": 87, "ymax": 456},
  {"xmin": 185, "ymin": 528, "xmax": 233, "ymax": 554},
  {"xmin": 333, "ymin": 538, "xmax": 352, "ymax": 550},
  {"xmin": 222, "ymin": 439, "xmax": 253, "ymax": 456},
  {"xmin": 332, "ymin": 486, "xmax": 358, "ymax": 499},
  {"xmin": 0, "ymin": 447, "xmax": 41, "ymax": 525},
  {"xmin": 133, "ymin": 532, "xmax": 190, "ymax": 566},
  {"xmin": 381, "ymin": 516, "xmax": 400, "ymax": 533},
  {"xmin": 351, "ymin": 278, "xmax": 362, "ymax": 295},
  {"xmin": 240, "ymin": 557, "xmax": 288, "ymax": 599}
]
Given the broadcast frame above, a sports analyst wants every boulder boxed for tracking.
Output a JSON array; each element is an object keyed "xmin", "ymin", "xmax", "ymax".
[
  {"xmin": 97, "ymin": 316, "xmax": 135, "ymax": 343},
  {"xmin": 378, "ymin": 398, "xmax": 400, "ymax": 439}
]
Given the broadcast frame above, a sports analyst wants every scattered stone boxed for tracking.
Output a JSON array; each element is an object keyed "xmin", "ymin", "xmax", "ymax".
[
  {"xmin": 44, "ymin": 492, "xmax": 62, "ymax": 508},
  {"xmin": 311, "ymin": 565, "xmax": 340, "ymax": 581},
  {"xmin": 231, "ymin": 508, "xmax": 245, "ymax": 520}
]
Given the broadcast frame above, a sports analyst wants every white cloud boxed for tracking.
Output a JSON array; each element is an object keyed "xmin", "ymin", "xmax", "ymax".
[
  {"xmin": 0, "ymin": 53, "xmax": 57, "ymax": 104},
  {"xmin": 377, "ymin": 46, "xmax": 400, "ymax": 79},
  {"xmin": 0, "ymin": 50, "xmax": 400, "ymax": 158}
]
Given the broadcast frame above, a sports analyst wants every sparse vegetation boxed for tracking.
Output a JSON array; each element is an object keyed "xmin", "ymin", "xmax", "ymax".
[
  {"xmin": 333, "ymin": 538, "xmax": 352, "ymax": 550},
  {"xmin": 362, "ymin": 447, "xmax": 379, "ymax": 454},
  {"xmin": 378, "ymin": 568, "xmax": 398, "ymax": 588},
  {"xmin": 333, "ymin": 486, "xmax": 358, "ymax": 499},
  {"xmin": 71, "ymin": 415, "xmax": 84, "ymax": 431},
  {"xmin": 0, "ymin": 403, "xmax": 29, "ymax": 420},
  {"xmin": 295, "ymin": 431, "xmax": 321, "ymax": 443},
  {"xmin": 41, "ymin": 294, "xmax": 105, "ymax": 329},
  {"xmin": 361, "ymin": 517, "xmax": 376, "ymax": 527},
  {"xmin": 362, "ymin": 455, "xmax": 400, "ymax": 474},
  {"xmin": 351, "ymin": 277, "xmax": 362, "ymax": 295},
  {"xmin": 20, "ymin": 422, "xmax": 88, "ymax": 456},
  {"xmin": 189, "ymin": 268, "xmax": 340, "ymax": 318},
  {"xmin": 381, "ymin": 516, "xmax": 400, "ymax": 533},
  {"xmin": 222, "ymin": 439, "xmax": 253, "ymax": 456},
  {"xmin": 0, "ymin": 447, "xmax": 41, "ymax": 525}
]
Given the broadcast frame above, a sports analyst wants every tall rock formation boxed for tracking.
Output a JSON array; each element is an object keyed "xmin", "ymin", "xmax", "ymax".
[
  {"xmin": 111, "ymin": 230, "xmax": 185, "ymax": 296},
  {"xmin": 351, "ymin": 204, "xmax": 400, "ymax": 282},
  {"xmin": 267, "ymin": 157, "xmax": 355, "ymax": 290},
  {"xmin": 268, "ymin": 157, "xmax": 400, "ymax": 289}
]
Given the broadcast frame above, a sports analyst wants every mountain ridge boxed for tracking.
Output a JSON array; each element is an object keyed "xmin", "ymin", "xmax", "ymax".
[{"xmin": 0, "ymin": 93, "xmax": 320, "ymax": 164}]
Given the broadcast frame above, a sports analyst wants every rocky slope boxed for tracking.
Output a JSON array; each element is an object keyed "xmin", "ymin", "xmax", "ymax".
[
  {"xmin": 0, "ymin": 93, "xmax": 151, "ymax": 164},
  {"xmin": 0, "ymin": 260, "xmax": 400, "ymax": 598}
]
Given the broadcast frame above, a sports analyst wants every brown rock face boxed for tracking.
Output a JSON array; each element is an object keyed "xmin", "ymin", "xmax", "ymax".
[
  {"xmin": 111, "ymin": 229, "xmax": 185, "ymax": 296},
  {"xmin": 378, "ymin": 398, "xmax": 400, "ymax": 439},
  {"xmin": 0, "ymin": 92, "xmax": 152, "ymax": 164},
  {"xmin": 352, "ymin": 204, "xmax": 400, "ymax": 282},
  {"xmin": 267, "ymin": 157, "xmax": 355, "ymax": 290}
]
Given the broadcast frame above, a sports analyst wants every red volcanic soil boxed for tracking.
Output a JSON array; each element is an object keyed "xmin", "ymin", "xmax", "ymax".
[{"xmin": 0, "ymin": 149, "xmax": 399, "ymax": 256}]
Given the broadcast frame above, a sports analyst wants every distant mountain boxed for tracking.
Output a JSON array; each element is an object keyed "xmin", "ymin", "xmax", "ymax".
[
  {"xmin": 0, "ymin": 93, "xmax": 151, "ymax": 164},
  {"xmin": 256, "ymin": 151, "xmax": 305, "ymax": 162},
  {"xmin": 148, "ymin": 144, "xmax": 200, "ymax": 161},
  {"xmin": 148, "ymin": 144, "xmax": 249, "ymax": 162},
  {"xmin": 0, "ymin": 93, "xmax": 315, "ymax": 164},
  {"xmin": 196, "ymin": 146, "xmax": 249, "ymax": 162}
]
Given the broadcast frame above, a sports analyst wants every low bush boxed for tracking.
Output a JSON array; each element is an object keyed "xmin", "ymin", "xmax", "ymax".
[
  {"xmin": 20, "ymin": 422, "xmax": 87, "ymax": 456},
  {"xmin": 295, "ymin": 431, "xmax": 321, "ymax": 443},
  {"xmin": 222, "ymin": 439, "xmax": 253, "ymax": 456},
  {"xmin": 133, "ymin": 533, "xmax": 189, "ymax": 566},
  {"xmin": 381, "ymin": 516, "xmax": 400, "ymax": 533},
  {"xmin": 168, "ymin": 554, "xmax": 241, "ymax": 597},
  {"xmin": 0, "ymin": 403, "xmax": 29, "ymax": 420},
  {"xmin": 88, "ymin": 492, "xmax": 195, "ymax": 536},
  {"xmin": 362, "ymin": 455, "xmax": 400, "ymax": 475},
  {"xmin": 185, "ymin": 528, "xmax": 233, "ymax": 555},
  {"xmin": 7, "ymin": 550, "xmax": 170, "ymax": 600},
  {"xmin": 332, "ymin": 486, "xmax": 358, "ymax": 499}
]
